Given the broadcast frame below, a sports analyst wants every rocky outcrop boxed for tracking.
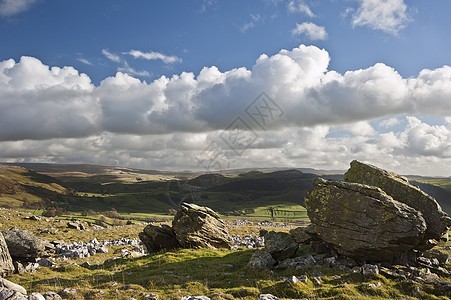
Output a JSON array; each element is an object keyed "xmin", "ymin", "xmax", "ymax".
[
  {"xmin": 344, "ymin": 160, "xmax": 451, "ymax": 243},
  {"xmin": 172, "ymin": 203, "xmax": 233, "ymax": 249},
  {"xmin": 139, "ymin": 224, "xmax": 180, "ymax": 253},
  {"xmin": 305, "ymin": 178, "xmax": 427, "ymax": 262},
  {"xmin": 0, "ymin": 232, "xmax": 14, "ymax": 276},
  {"xmin": 304, "ymin": 160, "xmax": 451, "ymax": 264},
  {"xmin": 139, "ymin": 203, "xmax": 233, "ymax": 252},
  {"xmin": 1, "ymin": 229, "xmax": 54, "ymax": 261}
]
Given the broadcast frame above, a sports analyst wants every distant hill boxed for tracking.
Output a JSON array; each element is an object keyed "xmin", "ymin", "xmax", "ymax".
[
  {"xmin": 0, "ymin": 164, "xmax": 68, "ymax": 209},
  {"xmin": 1, "ymin": 162, "xmax": 450, "ymax": 217}
]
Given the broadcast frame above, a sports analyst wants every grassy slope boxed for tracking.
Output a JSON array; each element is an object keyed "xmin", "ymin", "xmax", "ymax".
[
  {"xmin": 0, "ymin": 164, "xmax": 68, "ymax": 208},
  {"xmin": 1, "ymin": 209, "xmax": 450, "ymax": 300}
]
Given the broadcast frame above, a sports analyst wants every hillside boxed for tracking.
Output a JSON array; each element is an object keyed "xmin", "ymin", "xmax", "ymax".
[
  {"xmin": 0, "ymin": 164, "xmax": 68, "ymax": 209},
  {"xmin": 1, "ymin": 163, "xmax": 450, "ymax": 219}
]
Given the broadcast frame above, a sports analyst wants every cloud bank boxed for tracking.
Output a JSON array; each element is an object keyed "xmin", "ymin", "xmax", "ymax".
[{"xmin": 0, "ymin": 45, "xmax": 450, "ymax": 175}]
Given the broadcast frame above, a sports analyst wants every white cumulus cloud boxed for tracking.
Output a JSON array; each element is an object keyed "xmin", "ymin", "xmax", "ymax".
[
  {"xmin": 292, "ymin": 22, "xmax": 328, "ymax": 41},
  {"xmin": 351, "ymin": 0, "xmax": 411, "ymax": 35}
]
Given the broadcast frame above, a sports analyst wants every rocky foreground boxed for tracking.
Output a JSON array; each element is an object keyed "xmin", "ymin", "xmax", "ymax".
[{"xmin": 0, "ymin": 160, "xmax": 450, "ymax": 299}]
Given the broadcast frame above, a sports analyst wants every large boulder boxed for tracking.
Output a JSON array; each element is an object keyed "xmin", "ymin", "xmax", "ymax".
[
  {"xmin": 344, "ymin": 160, "xmax": 451, "ymax": 243},
  {"xmin": 139, "ymin": 224, "xmax": 180, "ymax": 253},
  {"xmin": 1, "ymin": 229, "xmax": 54, "ymax": 261},
  {"xmin": 172, "ymin": 203, "xmax": 233, "ymax": 249},
  {"xmin": 305, "ymin": 178, "xmax": 427, "ymax": 262},
  {"xmin": 0, "ymin": 233, "xmax": 14, "ymax": 276}
]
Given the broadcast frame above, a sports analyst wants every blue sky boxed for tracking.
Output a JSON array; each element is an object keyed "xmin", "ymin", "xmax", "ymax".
[
  {"xmin": 0, "ymin": 0, "xmax": 450, "ymax": 176},
  {"xmin": 2, "ymin": 0, "xmax": 451, "ymax": 82}
]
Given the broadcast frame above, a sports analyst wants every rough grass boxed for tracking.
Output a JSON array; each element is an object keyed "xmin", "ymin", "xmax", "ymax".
[
  {"xmin": 1, "ymin": 209, "xmax": 451, "ymax": 300},
  {"xmin": 8, "ymin": 246, "xmax": 451, "ymax": 300}
]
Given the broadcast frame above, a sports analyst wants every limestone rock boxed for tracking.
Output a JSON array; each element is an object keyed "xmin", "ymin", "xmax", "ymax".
[
  {"xmin": 139, "ymin": 224, "xmax": 180, "ymax": 253},
  {"xmin": 421, "ymin": 249, "xmax": 449, "ymax": 265},
  {"xmin": 1, "ymin": 229, "xmax": 54, "ymax": 260},
  {"xmin": 0, "ymin": 278, "xmax": 27, "ymax": 295},
  {"xmin": 29, "ymin": 293, "xmax": 46, "ymax": 300},
  {"xmin": 305, "ymin": 178, "xmax": 427, "ymax": 261},
  {"xmin": 361, "ymin": 264, "xmax": 380, "ymax": 278},
  {"xmin": 259, "ymin": 294, "xmax": 278, "ymax": 300},
  {"xmin": 42, "ymin": 291, "xmax": 62, "ymax": 300},
  {"xmin": 247, "ymin": 250, "xmax": 276, "ymax": 270},
  {"xmin": 0, "ymin": 232, "xmax": 14, "ymax": 276},
  {"xmin": 0, "ymin": 287, "xmax": 14, "ymax": 300},
  {"xmin": 172, "ymin": 203, "xmax": 232, "ymax": 249},
  {"xmin": 264, "ymin": 231, "xmax": 298, "ymax": 261},
  {"xmin": 344, "ymin": 160, "xmax": 451, "ymax": 243}
]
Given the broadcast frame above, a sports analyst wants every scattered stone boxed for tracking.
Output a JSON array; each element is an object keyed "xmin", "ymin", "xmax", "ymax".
[
  {"xmin": 9, "ymin": 292, "xmax": 27, "ymax": 299},
  {"xmin": 259, "ymin": 294, "xmax": 278, "ymax": 300},
  {"xmin": 368, "ymin": 282, "xmax": 382, "ymax": 288},
  {"xmin": 412, "ymin": 286, "xmax": 420, "ymax": 297},
  {"xmin": 172, "ymin": 203, "xmax": 233, "ymax": 249},
  {"xmin": 421, "ymin": 249, "xmax": 449, "ymax": 265},
  {"xmin": 310, "ymin": 269, "xmax": 324, "ymax": 278},
  {"xmin": 312, "ymin": 277, "xmax": 322, "ymax": 287},
  {"xmin": 297, "ymin": 275, "xmax": 308, "ymax": 283},
  {"xmin": 25, "ymin": 215, "xmax": 41, "ymax": 221},
  {"xmin": 60, "ymin": 288, "xmax": 78, "ymax": 298},
  {"xmin": 13, "ymin": 261, "xmax": 25, "ymax": 274},
  {"xmin": 0, "ymin": 287, "xmax": 15, "ymax": 299},
  {"xmin": 54, "ymin": 238, "xmax": 142, "ymax": 260},
  {"xmin": 361, "ymin": 264, "xmax": 379, "ymax": 278},
  {"xmin": 181, "ymin": 296, "xmax": 210, "ymax": 300},
  {"xmin": 38, "ymin": 258, "xmax": 56, "ymax": 268},
  {"xmin": 24, "ymin": 262, "xmax": 39, "ymax": 273},
  {"xmin": 139, "ymin": 224, "xmax": 180, "ymax": 253},
  {"xmin": 141, "ymin": 292, "xmax": 157, "ymax": 299},
  {"xmin": 67, "ymin": 221, "xmax": 86, "ymax": 231},
  {"xmin": 28, "ymin": 292, "xmax": 46, "ymax": 300},
  {"xmin": 231, "ymin": 235, "xmax": 264, "ymax": 249},
  {"xmin": 344, "ymin": 160, "xmax": 451, "ymax": 245},
  {"xmin": 323, "ymin": 257, "xmax": 336, "ymax": 267},
  {"xmin": 283, "ymin": 275, "xmax": 300, "ymax": 284},
  {"xmin": 247, "ymin": 250, "xmax": 276, "ymax": 270},
  {"xmin": 264, "ymin": 231, "xmax": 298, "ymax": 261},
  {"xmin": 37, "ymin": 228, "xmax": 58, "ymax": 235}
]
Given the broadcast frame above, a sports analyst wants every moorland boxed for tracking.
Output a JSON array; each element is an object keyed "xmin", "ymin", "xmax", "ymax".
[{"xmin": 0, "ymin": 162, "xmax": 451, "ymax": 299}]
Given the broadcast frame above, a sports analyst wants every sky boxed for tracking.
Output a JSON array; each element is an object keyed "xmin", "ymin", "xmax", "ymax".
[{"xmin": 0, "ymin": 0, "xmax": 450, "ymax": 176}]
